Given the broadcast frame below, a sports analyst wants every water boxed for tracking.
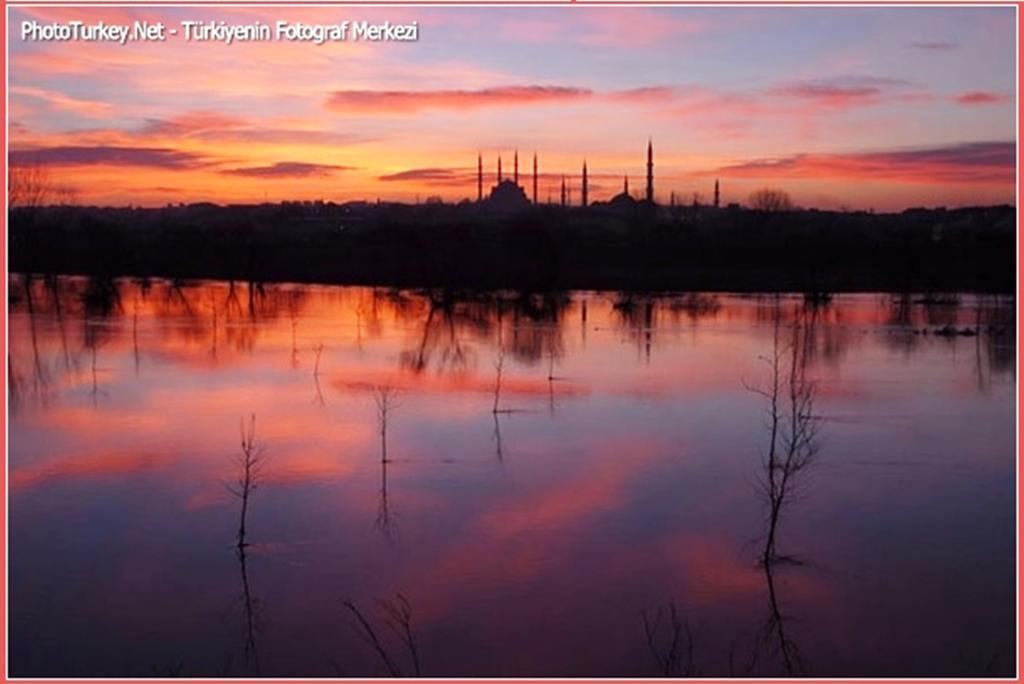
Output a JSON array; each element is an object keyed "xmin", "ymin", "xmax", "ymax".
[{"xmin": 8, "ymin": 275, "xmax": 1016, "ymax": 677}]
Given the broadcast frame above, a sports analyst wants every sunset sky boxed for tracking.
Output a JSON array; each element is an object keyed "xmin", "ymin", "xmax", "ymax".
[{"xmin": 8, "ymin": 5, "xmax": 1016, "ymax": 210}]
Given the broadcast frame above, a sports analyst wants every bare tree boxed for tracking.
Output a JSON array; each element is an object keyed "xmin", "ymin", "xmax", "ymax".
[
  {"xmin": 547, "ymin": 348, "xmax": 559, "ymax": 418},
  {"xmin": 492, "ymin": 412, "xmax": 504, "ymax": 463},
  {"xmin": 312, "ymin": 342, "xmax": 325, "ymax": 376},
  {"xmin": 227, "ymin": 414, "xmax": 264, "ymax": 548},
  {"xmin": 236, "ymin": 544, "xmax": 260, "ymax": 674},
  {"xmin": 492, "ymin": 348, "xmax": 506, "ymax": 414},
  {"xmin": 743, "ymin": 306, "xmax": 822, "ymax": 675},
  {"xmin": 54, "ymin": 185, "xmax": 79, "ymax": 207},
  {"xmin": 378, "ymin": 594, "xmax": 421, "ymax": 676},
  {"xmin": 8, "ymin": 354, "xmax": 21, "ymax": 414},
  {"xmin": 642, "ymin": 601, "xmax": 700, "ymax": 676},
  {"xmin": 373, "ymin": 386, "xmax": 401, "ymax": 536},
  {"xmin": 760, "ymin": 547, "xmax": 799, "ymax": 675},
  {"xmin": 749, "ymin": 188, "xmax": 793, "ymax": 212},
  {"xmin": 745, "ymin": 310, "xmax": 820, "ymax": 565},
  {"xmin": 343, "ymin": 594, "xmax": 421, "ymax": 677},
  {"xmin": 373, "ymin": 385, "xmax": 401, "ymax": 464},
  {"xmin": 312, "ymin": 343, "xmax": 326, "ymax": 407},
  {"xmin": 9, "ymin": 161, "xmax": 53, "ymax": 210},
  {"xmin": 376, "ymin": 453, "xmax": 394, "ymax": 537}
]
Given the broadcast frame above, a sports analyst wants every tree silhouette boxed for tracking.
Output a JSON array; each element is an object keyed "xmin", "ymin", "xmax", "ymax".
[{"xmin": 749, "ymin": 188, "xmax": 793, "ymax": 212}]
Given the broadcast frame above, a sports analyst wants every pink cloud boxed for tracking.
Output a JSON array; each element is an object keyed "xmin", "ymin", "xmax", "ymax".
[
  {"xmin": 11, "ymin": 450, "xmax": 174, "ymax": 490},
  {"xmin": 577, "ymin": 10, "xmax": 706, "ymax": 47},
  {"xmin": 326, "ymin": 85, "xmax": 593, "ymax": 113},
  {"xmin": 954, "ymin": 91, "xmax": 1011, "ymax": 106},
  {"xmin": 769, "ymin": 76, "xmax": 912, "ymax": 108},
  {"xmin": 10, "ymin": 86, "xmax": 114, "ymax": 117},
  {"xmin": 139, "ymin": 111, "xmax": 368, "ymax": 146},
  {"xmin": 909, "ymin": 40, "xmax": 958, "ymax": 51},
  {"xmin": 9, "ymin": 145, "xmax": 209, "ymax": 169},
  {"xmin": 499, "ymin": 9, "xmax": 705, "ymax": 48},
  {"xmin": 326, "ymin": 84, "xmax": 686, "ymax": 115},
  {"xmin": 606, "ymin": 86, "xmax": 679, "ymax": 103},
  {"xmin": 221, "ymin": 162, "xmax": 355, "ymax": 178}
]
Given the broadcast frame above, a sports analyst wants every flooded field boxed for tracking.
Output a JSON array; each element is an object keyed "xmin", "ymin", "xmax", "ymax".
[{"xmin": 8, "ymin": 276, "xmax": 1016, "ymax": 677}]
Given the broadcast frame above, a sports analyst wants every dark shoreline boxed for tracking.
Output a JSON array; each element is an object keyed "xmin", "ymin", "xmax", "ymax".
[{"xmin": 9, "ymin": 202, "xmax": 1016, "ymax": 294}]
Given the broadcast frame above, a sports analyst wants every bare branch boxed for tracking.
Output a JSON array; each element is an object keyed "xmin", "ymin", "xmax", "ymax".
[{"xmin": 342, "ymin": 599, "xmax": 404, "ymax": 677}]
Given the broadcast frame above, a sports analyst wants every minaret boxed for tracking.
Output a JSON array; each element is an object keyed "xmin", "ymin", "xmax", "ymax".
[
  {"xmin": 624, "ymin": 175, "xmax": 629, "ymax": 196},
  {"xmin": 560, "ymin": 176, "xmax": 566, "ymax": 207},
  {"xmin": 646, "ymin": 138, "xmax": 654, "ymax": 203},
  {"xmin": 514, "ymin": 149, "xmax": 519, "ymax": 185},
  {"xmin": 477, "ymin": 152, "xmax": 483, "ymax": 201},
  {"xmin": 714, "ymin": 179, "xmax": 720, "ymax": 208},
  {"xmin": 498, "ymin": 155, "xmax": 502, "ymax": 183},
  {"xmin": 532, "ymin": 152, "xmax": 538, "ymax": 204},
  {"xmin": 581, "ymin": 160, "xmax": 588, "ymax": 207}
]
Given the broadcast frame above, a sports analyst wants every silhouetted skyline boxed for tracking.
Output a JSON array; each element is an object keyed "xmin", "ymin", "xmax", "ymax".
[
  {"xmin": 7, "ymin": 6, "xmax": 1015, "ymax": 210},
  {"xmin": 476, "ymin": 140, "xmax": 663, "ymax": 208}
]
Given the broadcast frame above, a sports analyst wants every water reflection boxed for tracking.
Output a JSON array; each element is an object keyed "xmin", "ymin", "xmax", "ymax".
[
  {"xmin": 343, "ymin": 595, "xmax": 422, "ymax": 677},
  {"xmin": 236, "ymin": 544, "xmax": 261, "ymax": 675},
  {"xmin": 312, "ymin": 343, "xmax": 326, "ymax": 407},
  {"xmin": 642, "ymin": 601, "xmax": 701, "ymax": 676},
  {"xmin": 9, "ymin": 276, "xmax": 1015, "ymax": 412},
  {"xmin": 8, "ymin": 275, "xmax": 1015, "ymax": 677}
]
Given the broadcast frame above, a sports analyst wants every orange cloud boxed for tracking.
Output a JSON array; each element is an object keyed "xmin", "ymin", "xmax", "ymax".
[
  {"xmin": 377, "ymin": 167, "xmax": 472, "ymax": 184},
  {"xmin": 715, "ymin": 141, "xmax": 1014, "ymax": 186}
]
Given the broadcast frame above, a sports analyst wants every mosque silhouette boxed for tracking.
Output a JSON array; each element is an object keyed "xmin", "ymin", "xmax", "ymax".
[{"xmin": 476, "ymin": 139, "xmax": 718, "ymax": 213}]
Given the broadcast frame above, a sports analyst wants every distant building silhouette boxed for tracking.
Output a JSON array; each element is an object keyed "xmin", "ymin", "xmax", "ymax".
[
  {"xmin": 532, "ymin": 152, "xmax": 538, "ymax": 204},
  {"xmin": 473, "ymin": 140, "xmax": 655, "ymax": 209},
  {"xmin": 487, "ymin": 178, "xmax": 529, "ymax": 212},
  {"xmin": 608, "ymin": 174, "xmax": 637, "ymax": 213},
  {"xmin": 714, "ymin": 178, "xmax": 720, "ymax": 208},
  {"xmin": 582, "ymin": 160, "xmax": 588, "ymax": 207},
  {"xmin": 646, "ymin": 138, "xmax": 654, "ymax": 204},
  {"xmin": 481, "ymin": 151, "xmax": 529, "ymax": 213}
]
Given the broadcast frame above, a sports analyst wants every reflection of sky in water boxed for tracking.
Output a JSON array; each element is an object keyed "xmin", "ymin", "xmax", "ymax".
[{"xmin": 8, "ymin": 277, "xmax": 1016, "ymax": 677}]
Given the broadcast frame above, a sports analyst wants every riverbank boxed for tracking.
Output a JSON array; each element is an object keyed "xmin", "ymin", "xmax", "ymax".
[{"xmin": 9, "ymin": 202, "xmax": 1015, "ymax": 293}]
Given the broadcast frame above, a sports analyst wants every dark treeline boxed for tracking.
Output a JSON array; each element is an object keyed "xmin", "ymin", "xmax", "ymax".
[{"xmin": 9, "ymin": 201, "xmax": 1015, "ymax": 292}]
